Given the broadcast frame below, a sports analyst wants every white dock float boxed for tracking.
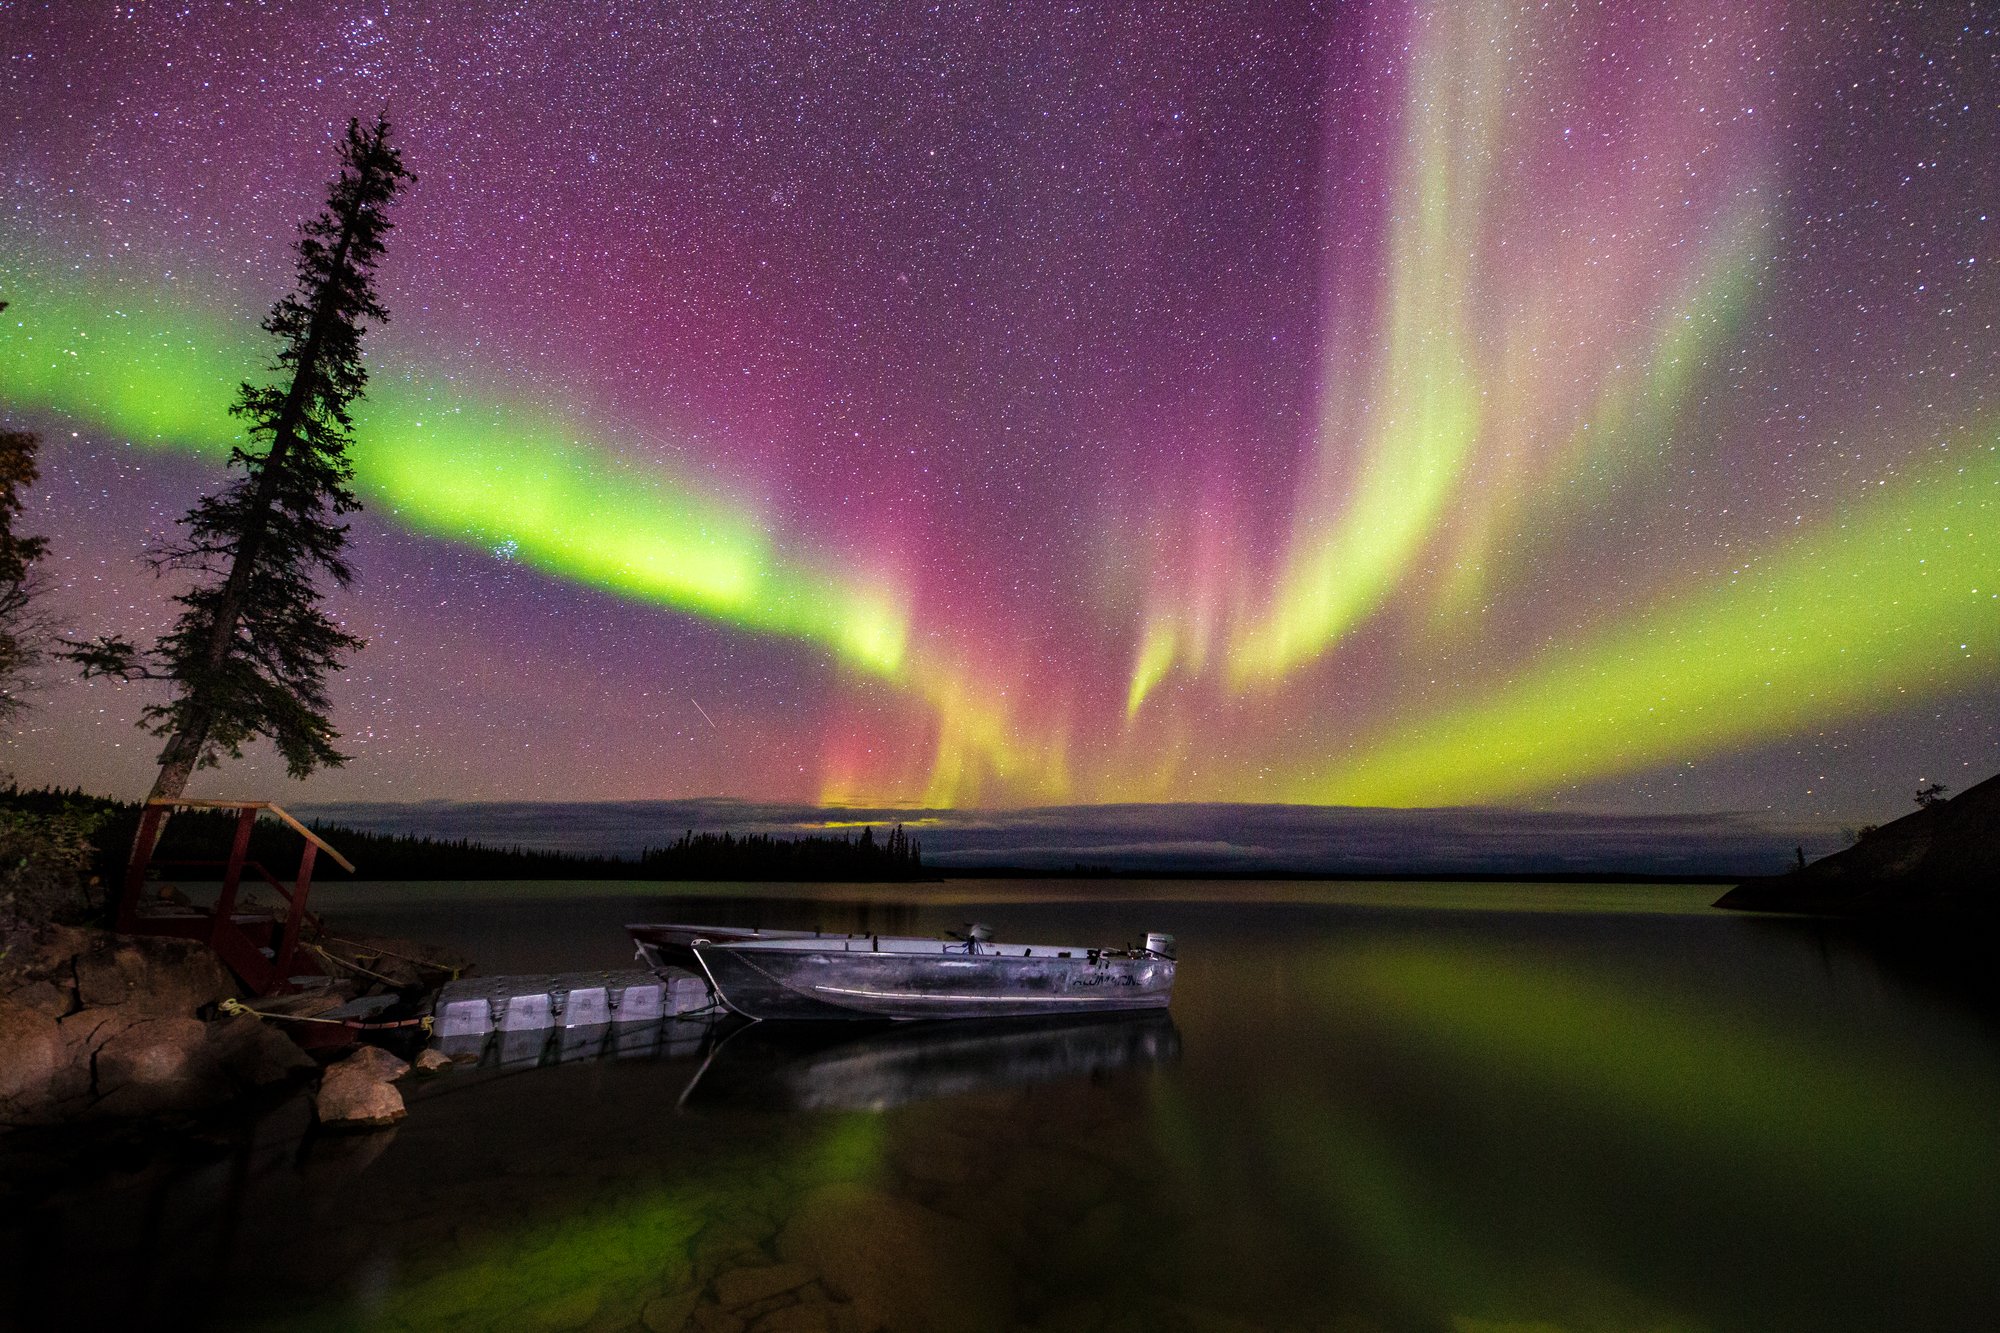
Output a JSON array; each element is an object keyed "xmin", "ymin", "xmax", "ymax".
[{"xmin": 431, "ymin": 968, "xmax": 714, "ymax": 1068}]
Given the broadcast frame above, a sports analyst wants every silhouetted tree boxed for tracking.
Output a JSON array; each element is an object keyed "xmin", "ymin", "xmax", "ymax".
[
  {"xmin": 1915, "ymin": 781, "xmax": 1951, "ymax": 808},
  {"xmin": 67, "ymin": 116, "xmax": 413, "ymax": 799},
  {"xmin": 0, "ymin": 301, "xmax": 48, "ymax": 725}
]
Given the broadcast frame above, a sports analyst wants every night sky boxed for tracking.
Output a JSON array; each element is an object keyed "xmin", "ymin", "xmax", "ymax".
[{"xmin": 2, "ymin": 1, "xmax": 1996, "ymax": 824}]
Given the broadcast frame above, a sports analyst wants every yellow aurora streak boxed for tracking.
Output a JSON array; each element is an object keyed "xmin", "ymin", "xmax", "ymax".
[{"xmin": 1297, "ymin": 436, "xmax": 2000, "ymax": 806}]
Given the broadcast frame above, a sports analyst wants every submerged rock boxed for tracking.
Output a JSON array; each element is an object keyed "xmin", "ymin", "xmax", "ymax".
[
  {"xmin": 714, "ymin": 1262, "xmax": 815, "ymax": 1309},
  {"xmin": 777, "ymin": 1183, "xmax": 1012, "ymax": 1332}
]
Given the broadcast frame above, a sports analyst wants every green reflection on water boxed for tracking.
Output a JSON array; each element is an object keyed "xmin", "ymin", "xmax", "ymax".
[
  {"xmin": 275, "ymin": 1112, "xmax": 885, "ymax": 1333},
  {"xmin": 1326, "ymin": 944, "xmax": 1995, "ymax": 1219},
  {"xmin": 246, "ymin": 931, "xmax": 1998, "ymax": 1333},
  {"xmin": 1145, "ymin": 935, "xmax": 2000, "ymax": 1332}
]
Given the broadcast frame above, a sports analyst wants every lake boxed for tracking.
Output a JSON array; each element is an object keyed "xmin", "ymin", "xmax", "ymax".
[{"xmin": 4, "ymin": 880, "xmax": 1997, "ymax": 1331}]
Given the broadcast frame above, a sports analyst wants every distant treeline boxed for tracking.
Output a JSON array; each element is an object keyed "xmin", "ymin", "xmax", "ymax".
[{"xmin": 0, "ymin": 787, "xmax": 928, "ymax": 882}]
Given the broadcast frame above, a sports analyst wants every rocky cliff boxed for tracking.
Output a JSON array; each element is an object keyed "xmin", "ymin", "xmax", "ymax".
[{"xmin": 1717, "ymin": 770, "xmax": 2000, "ymax": 918}]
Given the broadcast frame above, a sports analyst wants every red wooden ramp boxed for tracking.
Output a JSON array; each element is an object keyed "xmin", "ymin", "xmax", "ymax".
[{"xmin": 118, "ymin": 798, "xmax": 356, "ymax": 997}]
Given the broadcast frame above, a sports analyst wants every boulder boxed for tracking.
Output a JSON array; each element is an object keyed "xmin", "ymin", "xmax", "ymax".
[
  {"xmin": 341, "ymin": 1044, "xmax": 412, "ymax": 1082},
  {"xmin": 6, "ymin": 978, "xmax": 72, "ymax": 1019},
  {"xmin": 90, "ymin": 1016, "xmax": 225, "ymax": 1116},
  {"xmin": 73, "ymin": 933, "xmax": 234, "ymax": 1015},
  {"xmin": 205, "ymin": 1012, "xmax": 317, "ymax": 1086},
  {"xmin": 413, "ymin": 1046, "xmax": 453, "ymax": 1074},
  {"xmin": 314, "ymin": 1044, "xmax": 411, "ymax": 1130},
  {"xmin": 0, "ymin": 998, "xmax": 62, "ymax": 1107}
]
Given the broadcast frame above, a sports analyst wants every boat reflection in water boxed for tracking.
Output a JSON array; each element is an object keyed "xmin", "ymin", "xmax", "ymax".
[
  {"xmin": 678, "ymin": 1011, "xmax": 1182, "ymax": 1113},
  {"xmin": 433, "ymin": 1006, "xmax": 1179, "ymax": 1113}
]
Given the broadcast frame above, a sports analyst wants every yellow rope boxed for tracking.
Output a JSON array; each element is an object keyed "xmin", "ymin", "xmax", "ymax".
[
  {"xmin": 219, "ymin": 996, "xmax": 434, "ymax": 1033},
  {"xmin": 307, "ymin": 942, "xmax": 408, "ymax": 989}
]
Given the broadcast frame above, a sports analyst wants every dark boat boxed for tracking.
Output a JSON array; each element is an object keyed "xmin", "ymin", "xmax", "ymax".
[{"xmin": 627, "ymin": 922, "xmax": 1176, "ymax": 1021}]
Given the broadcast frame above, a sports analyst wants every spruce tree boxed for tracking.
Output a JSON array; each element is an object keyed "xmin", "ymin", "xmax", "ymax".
[
  {"xmin": 68, "ymin": 116, "xmax": 413, "ymax": 799},
  {"xmin": 0, "ymin": 301, "xmax": 49, "ymax": 724}
]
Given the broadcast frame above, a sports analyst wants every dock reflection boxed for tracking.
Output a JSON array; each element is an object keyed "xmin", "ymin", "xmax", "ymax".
[{"xmin": 679, "ymin": 1011, "xmax": 1181, "ymax": 1112}]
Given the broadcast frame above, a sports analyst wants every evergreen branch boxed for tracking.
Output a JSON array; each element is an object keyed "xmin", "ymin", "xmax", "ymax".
[{"xmin": 58, "ymin": 635, "xmax": 169, "ymax": 681}]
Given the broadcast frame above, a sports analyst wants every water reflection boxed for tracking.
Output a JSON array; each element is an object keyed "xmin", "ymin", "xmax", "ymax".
[
  {"xmin": 8, "ymin": 886, "xmax": 2000, "ymax": 1333},
  {"xmin": 433, "ymin": 1008, "xmax": 1182, "ymax": 1115},
  {"xmin": 680, "ymin": 1012, "xmax": 1182, "ymax": 1113}
]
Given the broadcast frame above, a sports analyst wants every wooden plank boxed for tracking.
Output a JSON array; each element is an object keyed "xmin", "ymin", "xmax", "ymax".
[
  {"xmin": 264, "ymin": 803, "xmax": 357, "ymax": 873},
  {"xmin": 141, "ymin": 797, "xmax": 356, "ymax": 873},
  {"xmin": 144, "ymin": 798, "xmax": 272, "ymax": 809}
]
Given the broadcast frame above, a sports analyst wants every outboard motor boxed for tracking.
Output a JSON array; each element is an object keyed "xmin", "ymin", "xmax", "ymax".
[
  {"xmin": 1144, "ymin": 931, "xmax": 1177, "ymax": 960},
  {"xmin": 951, "ymin": 922, "xmax": 996, "ymax": 954}
]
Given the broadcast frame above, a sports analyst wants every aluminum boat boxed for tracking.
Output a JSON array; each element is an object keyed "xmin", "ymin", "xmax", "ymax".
[{"xmin": 628, "ymin": 922, "xmax": 1175, "ymax": 1021}]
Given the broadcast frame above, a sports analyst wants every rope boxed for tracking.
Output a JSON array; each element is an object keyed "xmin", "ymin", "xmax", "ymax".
[
  {"xmin": 220, "ymin": 997, "xmax": 434, "ymax": 1033},
  {"xmin": 317, "ymin": 935, "xmax": 463, "ymax": 980},
  {"xmin": 307, "ymin": 942, "xmax": 409, "ymax": 989}
]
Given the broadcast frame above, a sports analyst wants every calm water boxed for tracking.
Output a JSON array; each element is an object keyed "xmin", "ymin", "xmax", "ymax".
[{"xmin": 5, "ymin": 880, "xmax": 1999, "ymax": 1332}]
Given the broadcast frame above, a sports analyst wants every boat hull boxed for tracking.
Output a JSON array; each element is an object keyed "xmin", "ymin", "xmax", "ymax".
[{"xmin": 692, "ymin": 945, "xmax": 1174, "ymax": 1021}]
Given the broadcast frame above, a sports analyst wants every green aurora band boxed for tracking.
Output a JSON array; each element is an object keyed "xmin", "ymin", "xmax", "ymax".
[
  {"xmin": 5, "ymin": 265, "xmax": 1997, "ymax": 807},
  {"xmin": 0, "ymin": 272, "xmax": 909, "ymax": 676},
  {"xmin": 1297, "ymin": 433, "xmax": 2000, "ymax": 806}
]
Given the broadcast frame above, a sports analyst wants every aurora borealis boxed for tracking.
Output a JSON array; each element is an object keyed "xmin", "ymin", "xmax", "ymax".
[{"xmin": 2, "ymin": 1, "xmax": 1996, "ymax": 820}]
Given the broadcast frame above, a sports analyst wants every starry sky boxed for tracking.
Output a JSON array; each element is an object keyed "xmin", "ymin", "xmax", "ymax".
[{"xmin": 2, "ymin": 0, "xmax": 1996, "ymax": 825}]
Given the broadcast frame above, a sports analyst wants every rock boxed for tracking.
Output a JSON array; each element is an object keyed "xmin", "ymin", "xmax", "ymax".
[
  {"xmin": 93, "ymin": 1015, "xmax": 209, "ymax": 1086},
  {"xmin": 690, "ymin": 1306, "xmax": 746, "ymax": 1333},
  {"xmin": 7, "ymin": 978, "xmax": 72, "ymax": 1019},
  {"xmin": 73, "ymin": 933, "xmax": 233, "ymax": 1015},
  {"xmin": 314, "ymin": 1044, "xmax": 411, "ymax": 1129},
  {"xmin": 0, "ymin": 999, "xmax": 62, "ymax": 1107},
  {"xmin": 777, "ymin": 1184, "xmax": 1012, "ymax": 1332},
  {"xmin": 748, "ymin": 1304, "xmax": 840, "ymax": 1333},
  {"xmin": 524, "ymin": 1286, "xmax": 602, "ymax": 1331},
  {"xmin": 414, "ymin": 1046, "xmax": 453, "ymax": 1074},
  {"xmin": 341, "ymin": 1043, "xmax": 412, "ymax": 1082},
  {"xmin": 715, "ymin": 1263, "xmax": 814, "ymax": 1309},
  {"xmin": 2, "ymin": 923, "xmax": 294, "ymax": 1122},
  {"xmin": 642, "ymin": 1293, "xmax": 699, "ymax": 1333},
  {"xmin": 91, "ymin": 1016, "xmax": 226, "ymax": 1115},
  {"xmin": 205, "ymin": 1013, "xmax": 316, "ymax": 1086},
  {"xmin": 0, "ymin": 922, "xmax": 90, "ymax": 988}
]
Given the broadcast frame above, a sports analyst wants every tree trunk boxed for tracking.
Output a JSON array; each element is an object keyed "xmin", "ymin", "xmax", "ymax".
[
  {"xmin": 145, "ymin": 218, "xmax": 359, "ymax": 802},
  {"xmin": 146, "ymin": 714, "xmax": 207, "ymax": 803}
]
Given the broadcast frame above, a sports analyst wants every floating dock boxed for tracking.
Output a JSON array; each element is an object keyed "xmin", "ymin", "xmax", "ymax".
[{"xmin": 431, "ymin": 968, "xmax": 715, "ymax": 1068}]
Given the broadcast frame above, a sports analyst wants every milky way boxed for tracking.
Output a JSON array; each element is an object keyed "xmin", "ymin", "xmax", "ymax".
[{"xmin": 2, "ymin": 1, "xmax": 1995, "ymax": 818}]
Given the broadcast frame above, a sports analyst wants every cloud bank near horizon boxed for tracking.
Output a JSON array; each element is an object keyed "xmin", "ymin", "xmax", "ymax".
[{"xmin": 293, "ymin": 799, "xmax": 1840, "ymax": 877}]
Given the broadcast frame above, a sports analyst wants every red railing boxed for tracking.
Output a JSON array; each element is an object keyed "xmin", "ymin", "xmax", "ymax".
[{"xmin": 119, "ymin": 799, "xmax": 356, "ymax": 996}]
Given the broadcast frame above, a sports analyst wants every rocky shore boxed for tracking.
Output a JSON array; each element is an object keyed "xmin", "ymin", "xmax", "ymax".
[{"xmin": 0, "ymin": 921, "xmax": 468, "ymax": 1131}]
